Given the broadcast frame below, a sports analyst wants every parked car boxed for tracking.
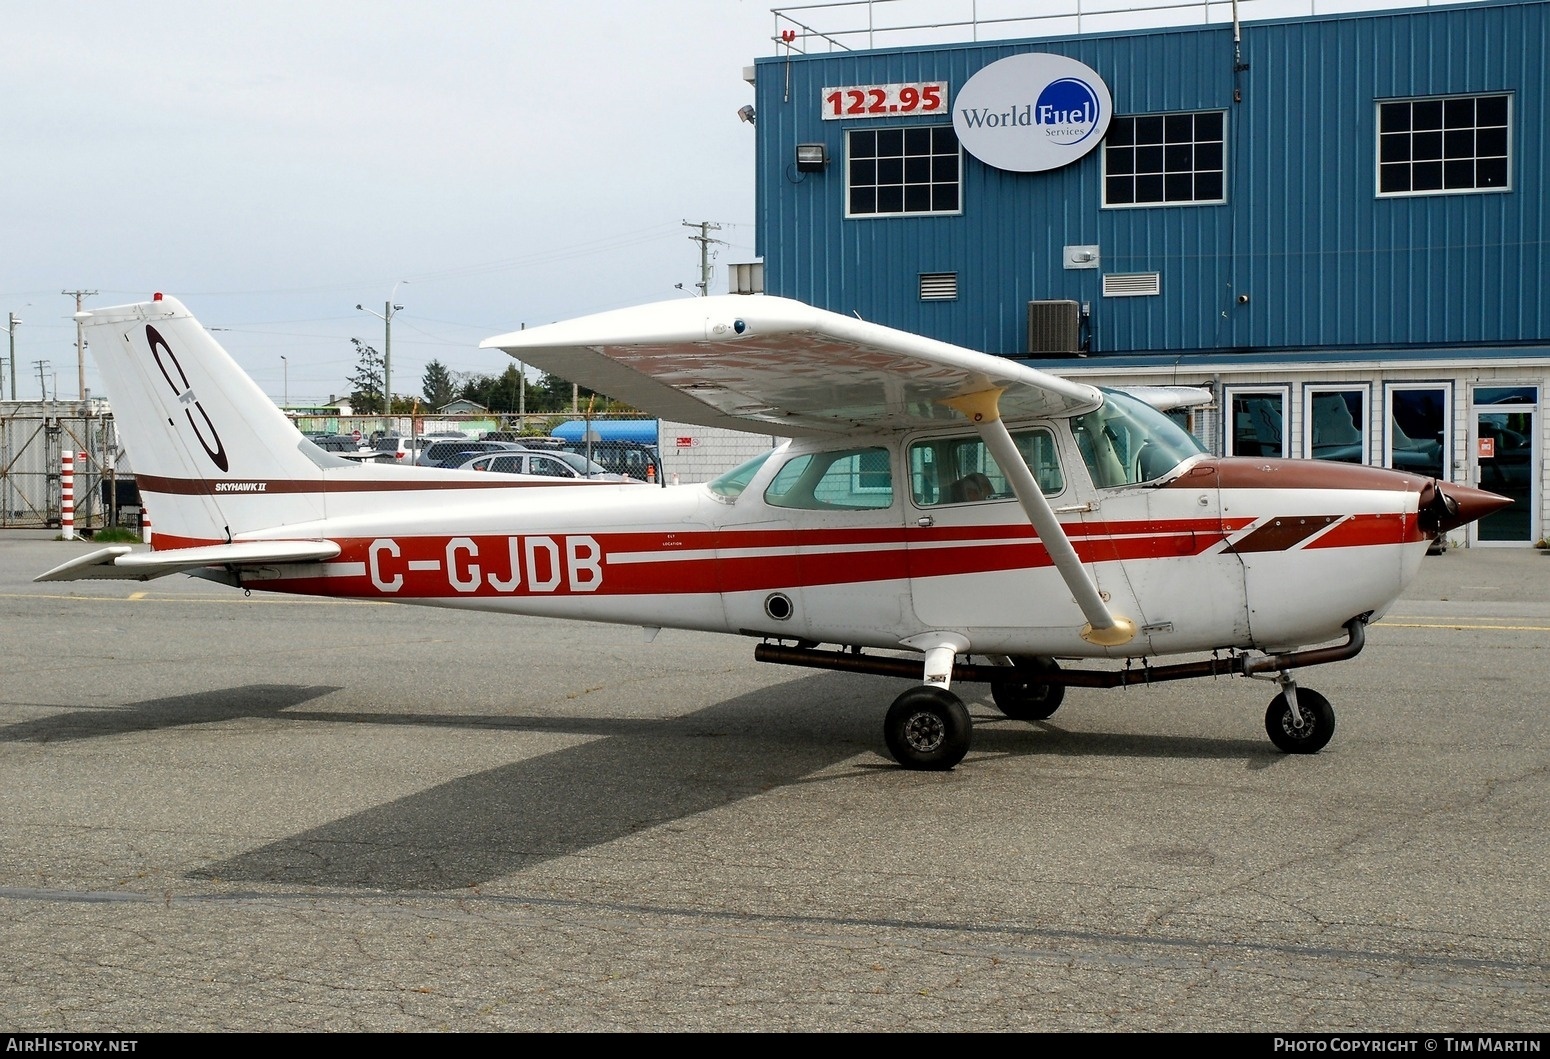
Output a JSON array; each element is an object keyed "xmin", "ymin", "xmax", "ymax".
[
  {"xmin": 310, "ymin": 433, "xmax": 369, "ymax": 453},
  {"xmin": 454, "ymin": 449, "xmax": 645, "ymax": 483},
  {"xmin": 557, "ymin": 439, "xmax": 663, "ymax": 484},
  {"xmin": 370, "ymin": 434, "xmax": 421, "ymax": 462},
  {"xmin": 415, "ymin": 439, "xmax": 528, "ymax": 467}
]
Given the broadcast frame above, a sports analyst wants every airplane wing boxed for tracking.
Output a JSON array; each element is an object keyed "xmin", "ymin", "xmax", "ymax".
[
  {"xmin": 482, "ymin": 294, "xmax": 1103, "ymax": 438},
  {"xmin": 35, "ymin": 540, "xmax": 342, "ymax": 583}
]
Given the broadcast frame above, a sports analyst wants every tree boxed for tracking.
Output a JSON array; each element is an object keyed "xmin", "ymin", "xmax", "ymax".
[
  {"xmin": 422, "ymin": 359, "xmax": 455, "ymax": 410},
  {"xmin": 347, "ymin": 338, "xmax": 385, "ymax": 414}
]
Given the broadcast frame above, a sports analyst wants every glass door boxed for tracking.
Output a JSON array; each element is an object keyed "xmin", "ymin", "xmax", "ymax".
[{"xmin": 1472, "ymin": 387, "xmax": 1537, "ymax": 545}]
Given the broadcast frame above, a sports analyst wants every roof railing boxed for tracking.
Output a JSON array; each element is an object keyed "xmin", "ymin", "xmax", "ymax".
[{"xmin": 769, "ymin": 0, "xmax": 1478, "ymax": 53}]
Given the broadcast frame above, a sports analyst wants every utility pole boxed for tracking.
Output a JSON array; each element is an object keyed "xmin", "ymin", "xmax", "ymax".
[
  {"xmin": 3, "ymin": 311, "xmax": 20, "ymax": 401},
  {"xmin": 33, "ymin": 360, "xmax": 50, "ymax": 401},
  {"xmin": 682, "ymin": 220, "xmax": 726, "ymax": 296},
  {"xmin": 62, "ymin": 290, "xmax": 97, "ymax": 399}
]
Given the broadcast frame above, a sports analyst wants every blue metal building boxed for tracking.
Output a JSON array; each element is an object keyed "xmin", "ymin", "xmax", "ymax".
[{"xmin": 741, "ymin": 0, "xmax": 1547, "ymax": 547}]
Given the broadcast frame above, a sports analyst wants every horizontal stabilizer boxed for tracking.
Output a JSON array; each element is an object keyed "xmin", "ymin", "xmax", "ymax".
[{"xmin": 34, "ymin": 540, "xmax": 341, "ymax": 583}]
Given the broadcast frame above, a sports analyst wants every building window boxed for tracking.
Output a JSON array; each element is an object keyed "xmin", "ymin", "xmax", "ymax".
[
  {"xmin": 1103, "ymin": 111, "xmax": 1226, "ymax": 207},
  {"xmin": 1306, "ymin": 387, "xmax": 1368, "ymax": 465},
  {"xmin": 846, "ymin": 126, "xmax": 961, "ymax": 217},
  {"xmin": 1385, "ymin": 384, "xmax": 1450, "ymax": 481},
  {"xmin": 1378, "ymin": 94, "xmax": 1510, "ymax": 196},
  {"xmin": 1225, "ymin": 388, "xmax": 1288, "ymax": 458}
]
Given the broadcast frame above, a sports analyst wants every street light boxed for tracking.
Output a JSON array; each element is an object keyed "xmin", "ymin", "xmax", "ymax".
[
  {"xmin": 280, "ymin": 355, "xmax": 288, "ymax": 407},
  {"xmin": 356, "ymin": 280, "xmax": 406, "ymax": 431}
]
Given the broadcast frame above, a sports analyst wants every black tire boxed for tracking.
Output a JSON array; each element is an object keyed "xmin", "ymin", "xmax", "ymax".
[
  {"xmin": 1264, "ymin": 688, "xmax": 1335, "ymax": 754},
  {"xmin": 991, "ymin": 656, "xmax": 1066, "ymax": 720},
  {"xmin": 884, "ymin": 687, "xmax": 972, "ymax": 771}
]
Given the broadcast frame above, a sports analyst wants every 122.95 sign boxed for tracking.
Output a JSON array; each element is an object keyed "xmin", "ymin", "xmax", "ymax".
[{"xmin": 822, "ymin": 82, "xmax": 947, "ymax": 120}]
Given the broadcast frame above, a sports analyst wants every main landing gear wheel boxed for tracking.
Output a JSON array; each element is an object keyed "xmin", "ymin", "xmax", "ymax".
[
  {"xmin": 1265, "ymin": 688, "xmax": 1335, "ymax": 754},
  {"xmin": 885, "ymin": 686, "xmax": 972, "ymax": 771},
  {"xmin": 990, "ymin": 656, "xmax": 1066, "ymax": 721}
]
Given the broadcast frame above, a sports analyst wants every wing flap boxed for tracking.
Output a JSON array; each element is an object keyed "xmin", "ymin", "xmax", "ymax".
[
  {"xmin": 35, "ymin": 540, "xmax": 342, "ymax": 582},
  {"xmin": 483, "ymin": 295, "xmax": 1102, "ymax": 437}
]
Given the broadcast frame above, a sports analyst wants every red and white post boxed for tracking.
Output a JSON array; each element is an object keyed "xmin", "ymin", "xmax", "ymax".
[
  {"xmin": 60, "ymin": 451, "xmax": 75, "ymax": 540},
  {"xmin": 141, "ymin": 504, "xmax": 152, "ymax": 545}
]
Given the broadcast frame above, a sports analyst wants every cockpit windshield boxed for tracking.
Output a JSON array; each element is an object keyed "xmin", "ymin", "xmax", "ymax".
[
  {"xmin": 706, "ymin": 449, "xmax": 777, "ymax": 501},
  {"xmin": 1070, "ymin": 388, "xmax": 1208, "ymax": 488}
]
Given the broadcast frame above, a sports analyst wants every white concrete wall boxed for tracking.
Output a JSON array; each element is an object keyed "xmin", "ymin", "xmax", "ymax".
[{"xmin": 657, "ymin": 421, "xmax": 779, "ymax": 484}]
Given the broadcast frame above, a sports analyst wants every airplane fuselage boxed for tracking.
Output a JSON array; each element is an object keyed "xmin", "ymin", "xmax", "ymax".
[{"xmin": 171, "ymin": 432, "xmax": 1434, "ymax": 661}]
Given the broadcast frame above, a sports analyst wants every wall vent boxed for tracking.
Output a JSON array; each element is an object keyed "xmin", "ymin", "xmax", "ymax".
[
  {"xmin": 728, "ymin": 261, "xmax": 764, "ymax": 294},
  {"xmin": 919, "ymin": 272, "xmax": 958, "ymax": 300},
  {"xmin": 1027, "ymin": 300, "xmax": 1081, "ymax": 354},
  {"xmin": 1102, "ymin": 272, "xmax": 1162, "ymax": 297}
]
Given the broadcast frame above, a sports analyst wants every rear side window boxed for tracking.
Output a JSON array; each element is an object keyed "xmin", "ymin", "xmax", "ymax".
[{"xmin": 765, "ymin": 447, "xmax": 893, "ymax": 510}]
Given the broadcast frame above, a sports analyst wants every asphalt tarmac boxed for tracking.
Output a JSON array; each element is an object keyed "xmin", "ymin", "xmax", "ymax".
[{"xmin": 2, "ymin": 532, "xmax": 1547, "ymax": 1033}]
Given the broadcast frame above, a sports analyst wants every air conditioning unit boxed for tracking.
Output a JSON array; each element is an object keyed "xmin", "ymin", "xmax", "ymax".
[{"xmin": 1027, "ymin": 300, "xmax": 1081, "ymax": 354}]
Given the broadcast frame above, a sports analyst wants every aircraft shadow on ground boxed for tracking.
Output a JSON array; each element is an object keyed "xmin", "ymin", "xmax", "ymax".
[
  {"xmin": 7, "ymin": 673, "xmax": 1271, "ymax": 891},
  {"xmin": 0, "ymin": 684, "xmax": 343, "ymax": 743}
]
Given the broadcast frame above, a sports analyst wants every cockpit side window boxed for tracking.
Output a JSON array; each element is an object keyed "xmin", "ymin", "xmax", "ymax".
[
  {"xmin": 764, "ymin": 447, "xmax": 893, "ymax": 510},
  {"xmin": 908, "ymin": 428, "xmax": 1063, "ymax": 506}
]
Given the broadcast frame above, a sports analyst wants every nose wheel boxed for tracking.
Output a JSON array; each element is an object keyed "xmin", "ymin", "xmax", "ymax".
[{"xmin": 1264, "ymin": 685, "xmax": 1335, "ymax": 754}]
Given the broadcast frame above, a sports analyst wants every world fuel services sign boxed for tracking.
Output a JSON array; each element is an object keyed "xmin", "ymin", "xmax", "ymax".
[{"xmin": 952, "ymin": 53, "xmax": 1112, "ymax": 173}]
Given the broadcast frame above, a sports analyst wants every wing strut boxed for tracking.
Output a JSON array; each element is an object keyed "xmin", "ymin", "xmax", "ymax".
[{"xmin": 944, "ymin": 388, "xmax": 1136, "ymax": 647}]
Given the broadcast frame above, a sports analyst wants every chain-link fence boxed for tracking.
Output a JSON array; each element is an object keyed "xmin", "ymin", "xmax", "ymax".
[{"xmin": 1, "ymin": 403, "xmax": 128, "ymax": 531}]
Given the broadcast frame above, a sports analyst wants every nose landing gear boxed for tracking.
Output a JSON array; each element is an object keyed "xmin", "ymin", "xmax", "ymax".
[{"xmin": 1263, "ymin": 674, "xmax": 1335, "ymax": 754}]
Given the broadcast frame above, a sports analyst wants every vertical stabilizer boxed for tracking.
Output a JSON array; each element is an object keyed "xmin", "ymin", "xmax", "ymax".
[{"xmin": 80, "ymin": 295, "xmax": 326, "ymax": 545}]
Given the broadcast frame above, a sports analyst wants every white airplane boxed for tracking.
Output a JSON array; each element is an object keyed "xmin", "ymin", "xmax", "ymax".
[{"xmin": 38, "ymin": 292, "xmax": 1509, "ymax": 770}]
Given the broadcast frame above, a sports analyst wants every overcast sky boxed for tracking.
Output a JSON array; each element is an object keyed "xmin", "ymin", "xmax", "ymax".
[
  {"xmin": 2, "ymin": 1, "xmax": 774, "ymax": 406},
  {"xmin": 2, "ymin": 0, "xmax": 1477, "ymax": 408}
]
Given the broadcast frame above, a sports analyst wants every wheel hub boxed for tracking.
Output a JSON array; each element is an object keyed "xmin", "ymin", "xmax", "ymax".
[{"xmin": 902, "ymin": 711, "xmax": 947, "ymax": 752}]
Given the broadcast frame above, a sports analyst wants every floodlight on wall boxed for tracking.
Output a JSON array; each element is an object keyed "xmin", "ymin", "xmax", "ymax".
[
  {"xmin": 737, "ymin": 104, "xmax": 756, "ymax": 125},
  {"xmin": 795, "ymin": 144, "xmax": 829, "ymax": 172}
]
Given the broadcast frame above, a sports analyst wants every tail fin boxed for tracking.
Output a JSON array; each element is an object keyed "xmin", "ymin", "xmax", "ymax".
[{"xmin": 81, "ymin": 294, "xmax": 326, "ymax": 545}]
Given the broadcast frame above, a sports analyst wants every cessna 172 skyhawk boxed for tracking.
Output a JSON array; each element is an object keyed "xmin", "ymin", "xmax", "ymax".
[{"xmin": 38, "ymin": 292, "xmax": 1508, "ymax": 770}]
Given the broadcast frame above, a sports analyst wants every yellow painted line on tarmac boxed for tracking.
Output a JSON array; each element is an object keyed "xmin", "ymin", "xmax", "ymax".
[{"xmin": 1377, "ymin": 618, "xmax": 1550, "ymax": 632}]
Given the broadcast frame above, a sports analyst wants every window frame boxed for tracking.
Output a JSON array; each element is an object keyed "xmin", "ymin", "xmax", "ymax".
[
  {"xmin": 1304, "ymin": 384, "xmax": 1371, "ymax": 466},
  {"xmin": 1384, "ymin": 382, "xmax": 1453, "ymax": 481},
  {"xmin": 1102, "ymin": 109, "xmax": 1228, "ymax": 209},
  {"xmin": 1223, "ymin": 386, "xmax": 1290, "ymax": 459},
  {"xmin": 1375, "ymin": 92, "xmax": 1512, "ymax": 198},
  {"xmin": 844, "ymin": 125, "xmax": 963, "ymax": 220}
]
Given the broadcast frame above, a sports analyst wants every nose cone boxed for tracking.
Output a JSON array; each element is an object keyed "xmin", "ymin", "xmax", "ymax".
[{"xmin": 1420, "ymin": 480, "xmax": 1514, "ymax": 534}]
